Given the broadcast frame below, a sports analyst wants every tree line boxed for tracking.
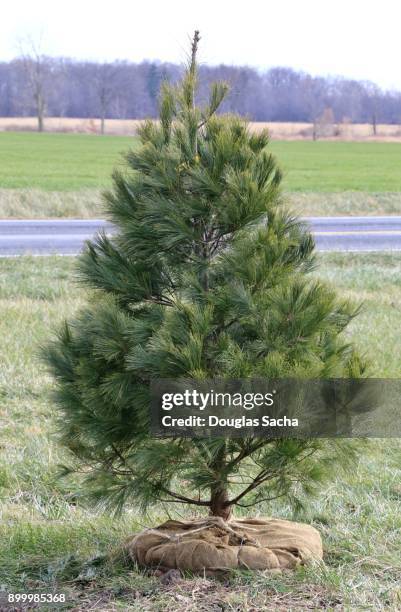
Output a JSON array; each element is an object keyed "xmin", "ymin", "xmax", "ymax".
[{"xmin": 1, "ymin": 55, "xmax": 401, "ymax": 132}]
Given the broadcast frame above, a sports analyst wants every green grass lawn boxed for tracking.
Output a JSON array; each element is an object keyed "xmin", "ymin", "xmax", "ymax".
[
  {"xmin": 0, "ymin": 254, "xmax": 400, "ymax": 610},
  {"xmin": 1, "ymin": 132, "xmax": 401, "ymax": 192},
  {"xmin": 0, "ymin": 132, "xmax": 134, "ymax": 191},
  {"xmin": 273, "ymin": 141, "xmax": 401, "ymax": 192}
]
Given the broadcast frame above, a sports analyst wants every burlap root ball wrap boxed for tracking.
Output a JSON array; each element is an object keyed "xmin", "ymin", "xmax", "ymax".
[{"xmin": 127, "ymin": 516, "xmax": 323, "ymax": 573}]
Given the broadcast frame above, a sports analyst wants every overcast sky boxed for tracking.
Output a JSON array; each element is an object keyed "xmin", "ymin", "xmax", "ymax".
[{"xmin": 2, "ymin": 0, "xmax": 401, "ymax": 90}]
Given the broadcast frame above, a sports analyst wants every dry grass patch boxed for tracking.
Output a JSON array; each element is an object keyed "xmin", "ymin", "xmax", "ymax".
[
  {"xmin": 0, "ymin": 189, "xmax": 103, "ymax": 218},
  {"xmin": 2, "ymin": 117, "xmax": 401, "ymax": 141},
  {"xmin": 288, "ymin": 191, "xmax": 401, "ymax": 216},
  {"xmin": 1, "ymin": 189, "xmax": 400, "ymax": 218}
]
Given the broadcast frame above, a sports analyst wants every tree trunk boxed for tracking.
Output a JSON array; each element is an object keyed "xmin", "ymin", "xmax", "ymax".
[
  {"xmin": 36, "ymin": 92, "xmax": 45, "ymax": 132},
  {"xmin": 372, "ymin": 113, "xmax": 377, "ymax": 136},
  {"xmin": 208, "ymin": 440, "xmax": 231, "ymax": 519},
  {"xmin": 312, "ymin": 121, "xmax": 317, "ymax": 141},
  {"xmin": 38, "ymin": 112, "xmax": 44, "ymax": 132},
  {"xmin": 210, "ymin": 485, "xmax": 232, "ymax": 521}
]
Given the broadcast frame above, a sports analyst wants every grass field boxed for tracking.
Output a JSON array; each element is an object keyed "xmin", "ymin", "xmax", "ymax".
[
  {"xmin": 0, "ymin": 132, "xmax": 401, "ymax": 218},
  {"xmin": 0, "ymin": 254, "xmax": 400, "ymax": 610},
  {"xmin": 2, "ymin": 132, "xmax": 401, "ymax": 192}
]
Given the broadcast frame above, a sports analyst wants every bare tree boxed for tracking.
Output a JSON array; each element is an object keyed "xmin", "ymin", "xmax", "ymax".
[
  {"xmin": 92, "ymin": 62, "xmax": 119, "ymax": 134},
  {"xmin": 365, "ymin": 83, "xmax": 380, "ymax": 136},
  {"xmin": 313, "ymin": 107, "xmax": 336, "ymax": 140},
  {"xmin": 18, "ymin": 35, "xmax": 50, "ymax": 132}
]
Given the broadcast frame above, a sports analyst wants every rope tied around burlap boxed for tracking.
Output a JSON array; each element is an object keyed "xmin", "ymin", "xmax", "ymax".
[
  {"xmin": 127, "ymin": 516, "xmax": 323, "ymax": 573},
  {"xmin": 137, "ymin": 517, "xmax": 260, "ymax": 546}
]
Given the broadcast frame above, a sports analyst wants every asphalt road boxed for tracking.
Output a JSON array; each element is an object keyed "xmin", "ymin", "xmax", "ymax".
[{"xmin": 1, "ymin": 217, "xmax": 401, "ymax": 256}]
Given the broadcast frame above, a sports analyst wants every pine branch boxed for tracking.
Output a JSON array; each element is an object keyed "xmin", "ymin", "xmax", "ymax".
[
  {"xmin": 225, "ymin": 440, "xmax": 273, "ymax": 472},
  {"xmin": 226, "ymin": 468, "xmax": 279, "ymax": 506},
  {"xmin": 236, "ymin": 492, "xmax": 287, "ymax": 508},
  {"xmin": 110, "ymin": 444, "xmax": 136, "ymax": 476},
  {"xmin": 111, "ymin": 445, "xmax": 209, "ymax": 507},
  {"xmin": 159, "ymin": 486, "xmax": 210, "ymax": 507},
  {"xmin": 227, "ymin": 446, "xmax": 320, "ymax": 507}
]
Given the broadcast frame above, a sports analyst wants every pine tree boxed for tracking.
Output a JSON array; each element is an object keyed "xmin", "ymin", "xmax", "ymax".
[{"xmin": 45, "ymin": 32, "xmax": 366, "ymax": 521}]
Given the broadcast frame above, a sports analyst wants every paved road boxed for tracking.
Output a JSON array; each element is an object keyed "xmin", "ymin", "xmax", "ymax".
[{"xmin": 1, "ymin": 217, "xmax": 401, "ymax": 255}]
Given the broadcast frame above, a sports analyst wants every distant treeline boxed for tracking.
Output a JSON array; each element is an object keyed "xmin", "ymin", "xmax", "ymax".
[{"xmin": 1, "ymin": 57, "xmax": 400, "ymax": 127}]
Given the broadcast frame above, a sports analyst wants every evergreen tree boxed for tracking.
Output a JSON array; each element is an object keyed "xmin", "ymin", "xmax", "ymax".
[{"xmin": 46, "ymin": 32, "xmax": 366, "ymax": 520}]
